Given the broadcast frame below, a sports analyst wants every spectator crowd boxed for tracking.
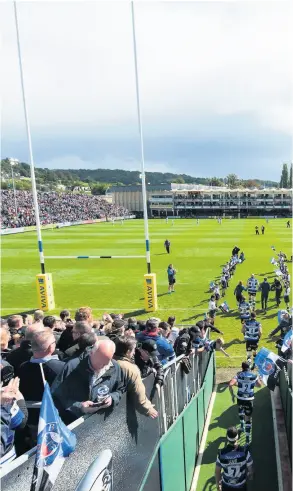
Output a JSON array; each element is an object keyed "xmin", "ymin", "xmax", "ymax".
[
  {"xmin": 1, "ymin": 191, "xmax": 130, "ymax": 228},
  {"xmin": 0, "ymin": 303, "xmax": 227, "ymax": 465}
]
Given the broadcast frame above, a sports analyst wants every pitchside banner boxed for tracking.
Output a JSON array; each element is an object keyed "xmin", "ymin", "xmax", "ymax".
[
  {"xmin": 144, "ymin": 274, "xmax": 158, "ymax": 312},
  {"xmin": 36, "ymin": 274, "xmax": 55, "ymax": 311}
]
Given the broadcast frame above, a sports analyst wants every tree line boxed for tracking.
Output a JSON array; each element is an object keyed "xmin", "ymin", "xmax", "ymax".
[{"xmin": 0, "ymin": 158, "xmax": 285, "ymax": 194}]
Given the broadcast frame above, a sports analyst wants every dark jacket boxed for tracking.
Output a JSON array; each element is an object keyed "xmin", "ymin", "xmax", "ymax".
[
  {"xmin": 6, "ymin": 340, "xmax": 32, "ymax": 376},
  {"xmin": 136, "ymin": 330, "xmax": 175, "ymax": 364},
  {"xmin": 0, "ymin": 399, "xmax": 28, "ymax": 463},
  {"xmin": 134, "ymin": 349, "xmax": 164, "ymax": 386},
  {"xmin": 270, "ymin": 317, "xmax": 292, "ymax": 338},
  {"xmin": 234, "ymin": 284, "xmax": 246, "ymax": 297},
  {"xmin": 19, "ymin": 356, "xmax": 65, "ymax": 402},
  {"xmin": 196, "ymin": 320, "xmax": 222, "ymax": 335},
  {"xmin": 52, "ymin": 355, "xmax": 126, "ymax": 423},
  {"xmin": 1, "ymin": 404, "xmax": 12, "ymax": 460},
  {"xmin": 51, "ymin": 350, "xmax": 90, "ymax": 388},
  {"xmin": 57, "ymin": 328, "xmax": 74, "ymax": 353},
  {"xmin": 174, "ymin": 330, "xmax": 191, "ymax": 356},
  {"xmin": 0, "ymin": 349, "xmax": 12, "ymax": 361},
  {"xmin": 259, "ymin": 281, "xmax": 271, "ymax": 296},
  {"xmin": 64, "ymin": 343, "xmax": 80, "ymax": 359}
]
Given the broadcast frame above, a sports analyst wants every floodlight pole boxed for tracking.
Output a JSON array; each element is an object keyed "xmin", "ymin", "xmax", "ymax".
[
  {"xmin": 131, "ymin": 2, "xmax": 151, "ymax": 274},
  {"xmin": 14, "ymin": 1, "xmax": 45, "ymax": 274}
]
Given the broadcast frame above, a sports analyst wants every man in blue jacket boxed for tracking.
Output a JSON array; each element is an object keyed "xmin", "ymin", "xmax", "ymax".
[{"xmin": 136, "ymin": 319, "xmax": 175, "ymax": 365}]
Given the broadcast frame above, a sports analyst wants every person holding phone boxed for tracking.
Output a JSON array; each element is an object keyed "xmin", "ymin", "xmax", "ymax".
[{"xmin": 52, "ymin": 339, "xmax": 126, "ymax": 424}]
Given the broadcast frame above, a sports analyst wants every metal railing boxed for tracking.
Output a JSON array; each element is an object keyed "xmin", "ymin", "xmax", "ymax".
[{"xmin": 158, "ymin": 349, "xmax": 211, "ymax": 435}]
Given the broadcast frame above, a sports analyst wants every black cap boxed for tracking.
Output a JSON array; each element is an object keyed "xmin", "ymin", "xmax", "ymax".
[
  {"xmin": 242, "ymin": 361, "xmax": 250, "ymax": 370},
  {"xmin": 141, "ymin": 339, "xmax": 160, "ymax": 356}
]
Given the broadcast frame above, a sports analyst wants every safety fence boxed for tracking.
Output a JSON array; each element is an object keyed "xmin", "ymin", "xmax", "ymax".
[
  {"xmin": 159, "ymin": 349, "xmax": 211, "ymax": 436},
  {"xmin": 141, "ymin": 350, "xmax": 215, "ymax": 491},
  {"xmin": 279, "ymin": 365, "xmax": 292, "ymax": 465},
  {"xmin": 1, "ymin": 351, "xmax": 215, "ymax": 491}
]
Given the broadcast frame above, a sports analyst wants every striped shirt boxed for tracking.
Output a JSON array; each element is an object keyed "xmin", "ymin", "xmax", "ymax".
[
  {"xmin": 216, "ymin": 444, "xmax": 253, "ymax": 488},
  {"xmin": 243, "ymin": 320, "xmax": 261, "ymax": 342},
  {"xmin": 234, "ymin": 370, "xmax": 258, "ymax": 401},
  {"xmin": 247, "ymin": 278, "xmax": 258, "ymax": 293}
]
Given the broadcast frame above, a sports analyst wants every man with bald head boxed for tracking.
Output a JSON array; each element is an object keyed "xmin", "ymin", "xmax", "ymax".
[{"xmin": 52, "ymin": 339, "xmax": 126, "ymax": 424}]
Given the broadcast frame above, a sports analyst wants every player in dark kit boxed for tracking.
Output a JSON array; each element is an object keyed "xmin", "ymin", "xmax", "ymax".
[
  {"xmin": 215, "ymin": 426, "xmax": 254, "ymax": 491},
  {"xmin": 259, "ymin": 277, "xmax": 270, "ymax": 312},
  {"xmin": 241, "ymin": 312, "xmax": 262, "ymax": 369},
  {"xmin": 164, "ymin": 239, "xmax": 171, "ymax": 254},
  {"xmin": 255, "ymin": 226, "xmax": 259, "ymax": 235},
  {"xmin": 229, "ymin": 361, "xmax": 261, "ymax": 444}
]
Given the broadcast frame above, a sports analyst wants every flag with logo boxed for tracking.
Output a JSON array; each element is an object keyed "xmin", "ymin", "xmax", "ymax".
[
  {"xmin": 30, "ymin": 382, "xmax": 76, "ymax": 491},
  {"xmin": 255, "ymin": 347, "xmax": 286, "ymax": 391}
]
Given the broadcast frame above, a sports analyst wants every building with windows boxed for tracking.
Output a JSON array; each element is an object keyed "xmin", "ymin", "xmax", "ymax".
[
  {"xmin": 150, "ymin": 184, "xmax": 292, "ymax": 218},
  {"xmin": 109, "ymin": 184, "xmax": 171, "ymax": 215},
  {"xmin": 110, "ymin": 183, "xmax": 292, "ymax": 217}
]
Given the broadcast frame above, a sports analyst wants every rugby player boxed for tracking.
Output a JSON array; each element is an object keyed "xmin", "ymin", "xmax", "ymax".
[
  {"xmin": 246, "ymin": 274, "xmax": 258, "ymax": 309},
  {"xmin": 241, "ymin": 312, "xmax": 262, "ymax": 369},
  {"xmin": 229, "ymin": 361, "xmax": 261, "ymax": 444},
  {"xmin": 238, "ymin": 297, "xmax": 251, "ymax": 325},
  {"xmin": 215, "ymin": 426, "xmax": 254, "ymax": 491}
]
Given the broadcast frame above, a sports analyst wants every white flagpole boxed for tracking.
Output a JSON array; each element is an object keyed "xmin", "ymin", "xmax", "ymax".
[
  {"xmin": 13, "ymin": 1, "xmax": 46, "ymax": 274},
  {"xmin": 131, "ymin": 2, "xmax": 151, "ymax": 274},
  {"xmin": 39, "ymin": 363, "xmax": 46, "ymax": 386}
]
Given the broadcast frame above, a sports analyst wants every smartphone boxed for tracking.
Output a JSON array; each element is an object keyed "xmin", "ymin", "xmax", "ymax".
[{"xmin": 91, "ymin": 400, "xmax": 106, "ymax": 407}]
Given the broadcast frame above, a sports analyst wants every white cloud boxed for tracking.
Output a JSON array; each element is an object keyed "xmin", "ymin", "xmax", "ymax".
[{"xmin": 1, "ymin": 1, "xmax": 292, "ymax": 140}]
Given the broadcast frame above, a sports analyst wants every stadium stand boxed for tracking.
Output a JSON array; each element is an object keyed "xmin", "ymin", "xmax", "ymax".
[{"xmin": 0, "ymin": 191, "xmax": 130, "ymax": 228}]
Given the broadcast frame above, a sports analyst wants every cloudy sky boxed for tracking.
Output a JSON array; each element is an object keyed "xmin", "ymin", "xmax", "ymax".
[{"xmin": 1, "ymin": 1, "xmax": 292, "ymax": 180}]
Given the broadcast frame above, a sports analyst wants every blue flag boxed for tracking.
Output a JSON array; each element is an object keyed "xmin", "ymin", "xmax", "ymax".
[
  {"xmin": 31, "ymin": 382, "xmax": 76, "ymax": 491},
  {"xmin": 255, "ymin": 347, "xmax": 286, "ymax": 391}
]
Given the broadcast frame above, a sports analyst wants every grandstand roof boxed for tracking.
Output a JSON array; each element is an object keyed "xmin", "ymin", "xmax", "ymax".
[{"xmin": 170, "ymin": 183, "xmax": 292, "ymax": 193}]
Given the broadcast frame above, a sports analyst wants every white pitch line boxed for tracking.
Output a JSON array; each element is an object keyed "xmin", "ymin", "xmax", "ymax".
[
  {"xmin": 270, "ymin": 390, "xmax": 284, "ymax": 491},
  {"xmin": 190, "ymin": 386, "xmax": 217, "ymax": 491}
]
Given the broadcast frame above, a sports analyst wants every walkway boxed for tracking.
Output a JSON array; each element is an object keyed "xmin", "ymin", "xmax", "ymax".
[{"xmin": 195, "ymin": 380, "xmax": 278, "ymax": 491}]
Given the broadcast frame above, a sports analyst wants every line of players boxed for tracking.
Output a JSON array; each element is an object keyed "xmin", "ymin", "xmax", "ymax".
[{"xmin": 215, "ymin": 251, "xmax": 292, "ymax": 490}]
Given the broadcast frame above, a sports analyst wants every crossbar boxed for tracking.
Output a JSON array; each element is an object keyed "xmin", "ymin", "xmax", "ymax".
[{"xmin": 44, "ymin": 255, "xmax": 145, "ymax": 259}]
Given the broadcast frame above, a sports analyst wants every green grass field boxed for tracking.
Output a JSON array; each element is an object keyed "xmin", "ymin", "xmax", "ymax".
[{"xmin": 1, "ymin": 218, "xmax": 291, "ymax": 367}]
